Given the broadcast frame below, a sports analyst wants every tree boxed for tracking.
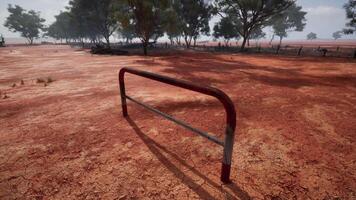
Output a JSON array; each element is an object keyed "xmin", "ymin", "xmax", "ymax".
[
  {"xmin": 172, "ymin": 0, "xmax": 212, "ymax": 48},
  {"xmin": 307, "ymin": 32, "xmax": 317, "ymax": 40},
  {"xmin": 271, "ymin": 3, "xmax": 306, "ymax": 45},
  {"xmin": 332, "ymin": 31, "xmax": 343, "ymax": 40},
  {"xmin": 4, "ymin": 4, "xmax": 45, "ymax": 45},
  {"xmin": 213, "ymin": 16, "xmax": 240, "ymax": 45},
  {"xmin": 343, "ymin": 0, "xmax": 356, "ymax": 34},
  {"xmin": 67, "ymin": 0, "xmax": 118, "ymax": 47},
  {"xmin": 67, "ymin": 0, "xmax": 97, "ymax": 44},
  {"xmin": 117, "ymin": 24, "xmax": 136, "ymax": 43},
  {"xmin": 163, "ymin": 8, "xmax": 183, "ymax": 45},
  {"xmin": 215, "ymin": 0, "xmax": 294, "ymax": 51},
  {"xmin": 121, "ymin": 0, "xmax": 169, "ymax": 55},
  {"xmin": 248, "ymin": 26, "xmax": 265, "ymax": 46},
  {"xmin": 46, "ymin": 11, "xmax": 72, "ymax": 43}
]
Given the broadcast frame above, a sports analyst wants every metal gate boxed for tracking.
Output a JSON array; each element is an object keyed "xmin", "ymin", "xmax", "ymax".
[{"xmin": 118, "ymin": 67, "xmax": 236, "ymax": 183}]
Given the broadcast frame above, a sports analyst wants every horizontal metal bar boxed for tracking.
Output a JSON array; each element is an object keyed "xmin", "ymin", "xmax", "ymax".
[
  {"xmin": 119, "ymin": 67, "xmax": 236, "ymax": 132},
  {"xmin": 125, "ymin": 95, "xmax": 224, "ymax": 146}
]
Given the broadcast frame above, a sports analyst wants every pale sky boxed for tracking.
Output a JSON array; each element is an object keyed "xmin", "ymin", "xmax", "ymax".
[{"xmin": 0, "ymin": 0, "xmax": 355, "ymax": 40}]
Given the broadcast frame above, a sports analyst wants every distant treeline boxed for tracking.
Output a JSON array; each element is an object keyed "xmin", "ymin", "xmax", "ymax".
[{"xmin": 4, "ymin": 0, "xmax": 355, "ymax": 55}]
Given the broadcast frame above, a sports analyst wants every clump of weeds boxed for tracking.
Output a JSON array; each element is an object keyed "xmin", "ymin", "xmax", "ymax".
[{"xmin": 36, "ymin": 77, "xmax": 54, "ymax": 86}]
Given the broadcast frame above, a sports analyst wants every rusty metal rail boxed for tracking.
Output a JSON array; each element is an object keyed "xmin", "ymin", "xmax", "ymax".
[{"xmin": 118, "ymin": 67, "xmax": 236, "ymax": 183}]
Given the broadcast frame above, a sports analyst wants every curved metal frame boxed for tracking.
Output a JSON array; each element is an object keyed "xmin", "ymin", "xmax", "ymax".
[{"xmin": 119, "ymin": 67, "xmax": 236, "ymax": 183}]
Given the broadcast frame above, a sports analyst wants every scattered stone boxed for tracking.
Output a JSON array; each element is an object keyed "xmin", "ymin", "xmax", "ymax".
[
  {"xmin": 11, "ymin": 83, "xmax": 16, "ymax": 87},
  {"xmin": 21, "ymin": 80, "xmax": 24, "ymax": 85},
  {"xmin": 126, "ymin": 142, "xmax": 133, "ymax": 148}
]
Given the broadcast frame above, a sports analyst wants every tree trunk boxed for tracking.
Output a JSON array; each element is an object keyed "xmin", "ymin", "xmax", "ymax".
[
  {"xmin": 240, "ymin": 36, "xmax": 247, "ymax": 51},
  {"xmin": 169, "ymin": 38, "xmax": 174, "ymax": 45},
  {"xmin": 279, "ymin": 36, "xmax": 283, "ymax": 46},
  {"xmin": 142, "ymin": 40, "xmax": 148, "ymax": 56},
  {"xmin": 28, "ymin": 37, "xmax": 34, "ymax": 45},
  {"xmin": 269, "ymin": 34, "xmax": 275, "ymax": 45},
  {"xmin": 184, "ymin": 36, "xmax": 191, "ymax": 48},
  {"xmin": 105, "ymin": 36, "xmax": 110, "ymax": 48}
]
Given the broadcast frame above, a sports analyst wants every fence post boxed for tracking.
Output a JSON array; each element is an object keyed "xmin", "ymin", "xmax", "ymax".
[
  {"xmin": 297, "ymin": 46, "xmax": 303, "ymax": 56},
  {"xmin": 119, "ymin": 70, "xmax": 128, "ymax": 117},
  {"xmin": 353, "ymin": 48, "xmax": 356, "ymax": 59},
  {"xmin": 322, "ymin": 49, "xmax": 327, "ymax": 57},
  {"xmin": 221, "ymin": 126, "xmax": 235, "ymax": 183}
]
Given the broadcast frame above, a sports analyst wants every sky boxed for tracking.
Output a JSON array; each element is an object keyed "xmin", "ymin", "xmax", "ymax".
[{"xmin": 0, "ymin": 0, "xmax": 355, "ymax": 41}]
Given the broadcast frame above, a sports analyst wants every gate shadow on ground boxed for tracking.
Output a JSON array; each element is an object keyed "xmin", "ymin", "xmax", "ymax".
[{"xmin": 126, "ymin": 117, "xmax": 251, "ymax": 200}]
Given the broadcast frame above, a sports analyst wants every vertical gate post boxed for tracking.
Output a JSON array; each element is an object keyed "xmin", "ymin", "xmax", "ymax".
[
  {"xmin": 119, "ymin": 70, "xmax": 128, "ymax": 117},
  {"xmin": 221, "ymin": 126, "xmax": 235, "ymax": 183}
]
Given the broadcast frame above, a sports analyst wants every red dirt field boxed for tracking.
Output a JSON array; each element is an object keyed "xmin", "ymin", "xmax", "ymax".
[{"xmin": 0, "ymin": 45, "xmax": 355, "ymax": 199}]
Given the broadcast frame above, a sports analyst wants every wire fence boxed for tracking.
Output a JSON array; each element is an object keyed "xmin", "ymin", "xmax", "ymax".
[
  {"xmin": 66, "ymin": 41, "xmax": 356, "ymax": 58},
  {"xmin": 160, "ymin": 43, "xmax": 356, "ymax": 58}
]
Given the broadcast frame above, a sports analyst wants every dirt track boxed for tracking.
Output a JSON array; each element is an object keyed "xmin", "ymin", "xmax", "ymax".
[{"xmin": 0, "ymin": 45, "xmax": 355, "ymax": 199}]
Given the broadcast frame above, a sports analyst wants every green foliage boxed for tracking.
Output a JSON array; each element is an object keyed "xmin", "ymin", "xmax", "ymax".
[
  {"xmin": 117, "ymin": 24, "xmax": 137, "ymax": 43},
  {"xmin": 343, "ymin": 0, "xmax": 356, "ymax": 34},
  {"xmin": 271, "ymin": 4, "xmax": 306, "ymax": 44},
  {"xmin": 67, "ymin": 0, "xmax": 118, "ymax": 46},
  {"xmin": 46, "ymin": 12, "xmax": 72, "ymax": 42},
  {"xmin": 0, "ymin": 34, "xmax": 4, "ymax": 47},
  {"xmin": 307, "ymin": 32, "xmax": 317, "ymax": 40},
  {"xmin": 162, "ymin": 8, "xmax": 182, "ymax": 44},
  {"xmin": 215, "ymin": 0, "xmax": 295, "ymax": 50},
  {"xmin": 213, "ymin": 17, "xmax": 240, "ymax": 44},
  {"xmin": 171, "ymin": 0, "xmax": 212, "ymax": 48},
  {"xmin": 120, "ymin": 0, "xmax": 170, "ymax": 55},
  {"xmin": 332, "ymin": 31, "xmax": 343, "ymax": 40},
  {"xmin": 249, "ymin": 26, "xmax": 266, "ymax": 40},
  {"xmin": 4, "ymin": 4, "xmax": 46, "ymax": 44}
]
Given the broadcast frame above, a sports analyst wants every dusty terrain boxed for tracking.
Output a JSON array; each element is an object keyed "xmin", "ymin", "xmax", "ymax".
[{"xmin": 0, "ymin": 45, "xmax": 355, "ymax": 199}]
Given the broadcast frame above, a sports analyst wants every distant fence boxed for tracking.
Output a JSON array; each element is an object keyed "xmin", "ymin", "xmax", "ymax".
[
  {"xmin": 66, "ymin": 41, "xmax": 356, "ymax": 58},
  {"xmin": 163, "ymin": 43, "xmax": 356, "ymax": 59}
]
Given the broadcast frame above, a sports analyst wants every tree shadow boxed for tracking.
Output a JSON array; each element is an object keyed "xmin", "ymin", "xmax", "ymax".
[{"xmin": 125, "ymin": 117, "xmax": 251, "ymax": 200}]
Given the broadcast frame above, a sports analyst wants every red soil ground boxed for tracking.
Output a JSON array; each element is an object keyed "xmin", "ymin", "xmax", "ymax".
[{"xmin": 0, "ymin": 45, "xmax": 355, "ymax": 199}]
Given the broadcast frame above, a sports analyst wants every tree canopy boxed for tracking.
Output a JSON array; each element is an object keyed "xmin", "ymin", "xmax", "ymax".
[
  {"xmin": 46, "ymin": 12, "xmax": 72, "ymax": 42},
  {"xmin": 307, "ymin": 32, "xmax": 317, "ymax": 40},
  {"xmin": 121, "ymin": 0, "xmax": 170, "ymax": 55},
  {"xmin": 213, "ymin": 16, "xmax": 240, "ymax": 45},
  {"xmin": 343, "ymin": 0, "xmax": 356, "ymax": 34},
  {"xmin": 171, "ymin": 0, "xmax": 212, "ymax": 48},
  {"xmin": 8, "ymin": 0, "xmax": 314, "ymax": 54},
  {"xmin": 215, "ymin": 0, "xmax": 295, "ymax": 50},
  {"xmin": 332, "ymin": 31, "xmax": 343, "ymax": 40},
  {"xmin": 271, "ymin": 3, "xmax": 306, "ymax": 44},
  {"xmin": 4, "ymin": 4, "xmax": 46, "ymax": 44}
]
